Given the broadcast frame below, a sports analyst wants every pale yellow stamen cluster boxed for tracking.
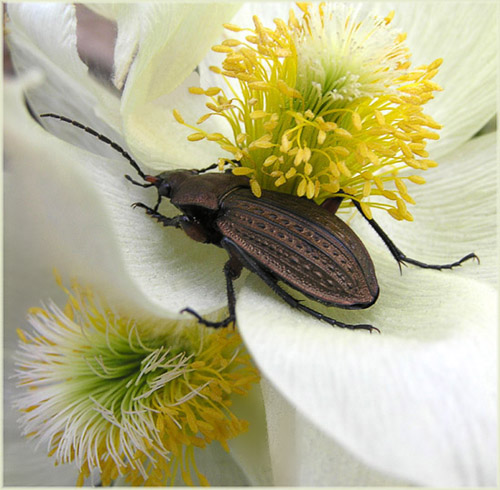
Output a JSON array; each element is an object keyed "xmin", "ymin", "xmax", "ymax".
[
  {"xmin": 16, "ymin": 275, "xmax": 259, "ymax": 486},
  {"xmin": 176, "ymin": 3, "xmax": 444, "ymax": 221}
]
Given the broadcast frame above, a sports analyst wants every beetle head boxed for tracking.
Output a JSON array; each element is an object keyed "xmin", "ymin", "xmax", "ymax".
[{"xmin": 145, "ymin": 169, "xmax": 197, "ymax": 198}]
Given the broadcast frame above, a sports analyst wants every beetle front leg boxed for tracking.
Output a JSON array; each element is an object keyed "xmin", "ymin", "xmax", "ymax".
[
  {"xmin": 131, "ymin": 202, "xmax": 188, "ymax": 228},
  {"xmin": 352, "ymin": 200, "xmax": 479, "ymax": 271},
  {"xmin": 182, "ymin": 255, "xmax": 243, "ymax": 328}
]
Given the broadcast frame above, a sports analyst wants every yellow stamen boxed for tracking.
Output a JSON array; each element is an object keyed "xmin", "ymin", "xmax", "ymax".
[{"xmin": 177, "ymin": 3, "xmax": 443, "ymax": 221}]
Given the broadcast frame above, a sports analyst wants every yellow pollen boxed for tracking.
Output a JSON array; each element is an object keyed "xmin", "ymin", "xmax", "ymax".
[{"xmin": 176, "ymin": 3, "xmax": 444, "ymax": 222}]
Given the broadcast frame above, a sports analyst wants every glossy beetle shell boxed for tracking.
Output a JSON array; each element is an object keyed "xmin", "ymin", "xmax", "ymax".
[{"xmin": 216, "ymin": 187, "xmax": 379, "ymax": 309}]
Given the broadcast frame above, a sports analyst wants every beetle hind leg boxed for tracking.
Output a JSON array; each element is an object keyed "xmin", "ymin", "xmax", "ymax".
[
  {"xmin": 221, "ymin": 238, "xmax": 380, "ymax": 333},
  {"xmin": 181, "ymin": 256, "xmax": 242, "ymax": 329},
  {"xmin": 352, "ymin": 200, "xmax": 479, "ymax": 272}
]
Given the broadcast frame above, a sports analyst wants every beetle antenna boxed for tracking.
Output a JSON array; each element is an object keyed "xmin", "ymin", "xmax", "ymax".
[{"xmin": 39, "ymin": 113, "xmax": 148, "ymax": 180}]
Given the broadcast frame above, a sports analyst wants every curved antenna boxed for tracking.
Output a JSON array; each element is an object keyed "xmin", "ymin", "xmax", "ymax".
[{"xmin": 39, "ymin": 113, "xmax": 147, "ymax": 180}]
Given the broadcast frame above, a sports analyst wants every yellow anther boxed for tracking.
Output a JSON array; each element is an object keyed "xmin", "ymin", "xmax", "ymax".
[
  {"xmin": 205, "ymin": 87, "xmax": 222, "ymax": 97},
  {"xmin": 249, "ymin": 134, "xmax": 274, "ymax": 149},
  {"xmin": 373, "ymin": 176, "xmax": 384, "ymax": 190},
  {"xmin": 337, "ymin": 160, "xmax": 351, "ymax": 177},
  {"xmin": 374, "ymin": 110, "xmax": 386, "ymax": 126},
  {"xmin": 352, "ymin": 112, "xmax": 362, "ymax": 131},
  {"xmin": 384, "ymin": 10, "xmax": 395, "ymax": 24},
  {"xmin": 280, "ymin": 135, "xmax": 291, "ymax": 153},
  {"xmin": 306, "ymin": 180, "xmax": 315, "ymax": 199},
  {"xmin": 222, "ymin": 39, "xmax": 242, "ymax": 47},
  {"xmin": 294, "ymin": 148, "xmax": 305, "ymax": 166},
  {"xmin": 206, "ymin": 102, "xmax": 221, "ymax": 112},
  {"xmin": 223, "ymin": 23, "xmax": 245, "ymax": 32},
  {"xmin": 277, "ymin": 80, "xmax": 302, "ymax": 98},
  {"xmin": 388, "ymin": 207, "xmax": 403, "ymax": 220},
  {"xmin": 236, "ymin": 133, "xmax": 247, "ymax": 145},
  {"xmin": 334, "ymin": 128, "xmax": 353, "ymax": 139},
  {"xmin": 248, "ymin": 81, "xmax": 273, "ymax": 90},
  {"xmin": 189, "ymin": 87, "xmax": 206, "ymax": 95},
  {"xmin": 196, "ymin": 113, "xmax": 211, "ymax": 124},
  {"xmin": 263, "ymin": 155, "xmax": 278, "ymax": 166},
  {"xmin": 250, "ymin": 179, "xmax": 262, "ymax": 197},
  {"xmin": 401, "ymin": 192, "xmax": 416, "ymax": 205},
  {"xmin": 382, "ymin": 190, "xmax": 398, "ymax": 200},
  {"xmin": 394, "ymin": 177, "xmax": 408, "ymax": 195},
  {"xmin": 297, "ymin": 178, "xmax": 307, "ymax": 197},
  {"xmin": 188, "ymin": 133, "xmax": 206, "ymax": 142},
  {"xmin": 212, "ymin": 45, "xmax": 233, "ymax": 54},
  {"xmin": 322, "ymin": 182, "xmax": 340, "ymax": 194},
  {"xmin": 408, "ymin": 175, "xmax": 426, "ymax": 184},
  {"xmin": 245, "ymin": 34, "xmax": 260, "ymax": 45},
  {"xmin": 360, "ymin": 201, "xmax": 373, "ymax": 220},
  {"xmin": 331, "ymin": 146, "xmax": 350, "ymax": 157},
  {"xmin": 206, "ymin": 133, "xmax": 224, "ymax": 141},
  {"xmin": 275, "ymin": 175, "xmax": 287, "ymax": 187},
  {"xmin": 250, "ymin": 110, "xmax": 268, "ymax": 119},
  {"xmin": 17, "ymin": 328, "xmax": 28, "ymax": 343},
  {"xmin": 172, "ymin": 109, "xmax": 185, "ymax": 124}
]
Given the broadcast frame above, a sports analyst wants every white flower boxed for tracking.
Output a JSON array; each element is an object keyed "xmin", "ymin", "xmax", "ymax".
[{"xmin": 5, "ymin": 2, "xmax": 497, "ymax": 486}]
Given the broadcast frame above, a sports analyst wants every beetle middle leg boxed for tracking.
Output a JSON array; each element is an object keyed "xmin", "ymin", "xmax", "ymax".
[
  {"xmin": 221, "ymin": 238, "xmax": 380, "ymax": 333},
  {"xmin": 351, "ymin": 200, "xmax": 479, "ymax": 271},
  {"xmin": 181, "ymin": 255, "xmax": 242, "ymax": 328}
]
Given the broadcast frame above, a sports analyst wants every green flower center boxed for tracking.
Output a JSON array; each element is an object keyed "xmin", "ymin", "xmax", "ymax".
[{"xmin": 16, "ymin": 275, "xmax": 259, "ymax": 486}]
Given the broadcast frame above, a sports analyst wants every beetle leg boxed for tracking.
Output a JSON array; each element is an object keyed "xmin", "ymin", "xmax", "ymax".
[
  {"xmin": 181, "ymin": 256, "xmax": 243, "ymax": 328},
  {"xmin": 124, "ymin": 174, "xmax": 154, "ymax": 188},
  {"xmin": 351, "ymin": 200, "xmax": 479, "ymax": 272},
  {"xmin": 131, "ymin": 202, "xmax": 188, "ymax": 229},
  {"xmin": 221, "ymin": 238, "xmax": 380, "ymax": 333},
  {"xmin": 197, "ymin": 159, "xmax": 241, "ymax": 175},
  {"xmin": 196, "ymin": 163, "xmax": 219, "ymax": 174}
]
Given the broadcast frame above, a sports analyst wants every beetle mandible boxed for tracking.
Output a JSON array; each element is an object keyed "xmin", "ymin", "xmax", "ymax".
[{"xmin": 40, "ymin": 113, "xmax": 478, "ymax": 333}]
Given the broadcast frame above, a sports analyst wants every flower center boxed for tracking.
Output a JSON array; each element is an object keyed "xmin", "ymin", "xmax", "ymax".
[
  {"xmin": 15, "ymin": 274, "xmax": 259, "ymax": 486},
  {"xmin": 176, "ymin": 3, "xmax": 442, "ymax": 221}
]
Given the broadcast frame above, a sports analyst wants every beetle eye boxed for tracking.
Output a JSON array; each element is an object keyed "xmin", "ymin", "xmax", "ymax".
[{"xmin": 159, "ymin": 181, "xmax": 171, "ymax": 198}]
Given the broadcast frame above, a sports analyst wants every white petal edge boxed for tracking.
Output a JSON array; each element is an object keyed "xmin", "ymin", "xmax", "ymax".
[
  {"xmin": 261, "ymin": 378, "xmax": 411, "ymax": 485},
  {"xmin": 238, "ymin": 268, "xmax": 497, "ymax": 486},
  {"xmin": 6, "ymin": 4, "xmax": 123, "ymax": 151},
  {"xmin": 228, "ymin": 382, "xmax": 274, "ymax": 485},
  {"xmin": 120, "ymin": 4, "xmax": 240, "ymax": 168}
]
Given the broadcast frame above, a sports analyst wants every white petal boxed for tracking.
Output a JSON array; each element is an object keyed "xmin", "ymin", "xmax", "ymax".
[
  {"xmin": 5, "ymin": 74, "xmax": 227, "ymax": 319},
  {"xmin": 261, "ymin": 379, "xmax": 410, "ymax": 485},
  {"xmin": 6, "ymin": 4, "xmax": 122, "ymax": 151},
  {"xmin": 120, "ymin": 4, "xmax": 240, "ymax": 169},
  {"xmin": 238, "ymin": 269, "xmax": 497, "ymax": 486},
  {"xmin": 377, "ymin": 2, "xmax": 497, "ymax": 159},
  {"xmin": 122, "ymin": 71, "xmax": 231, "ymax": 170}
]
